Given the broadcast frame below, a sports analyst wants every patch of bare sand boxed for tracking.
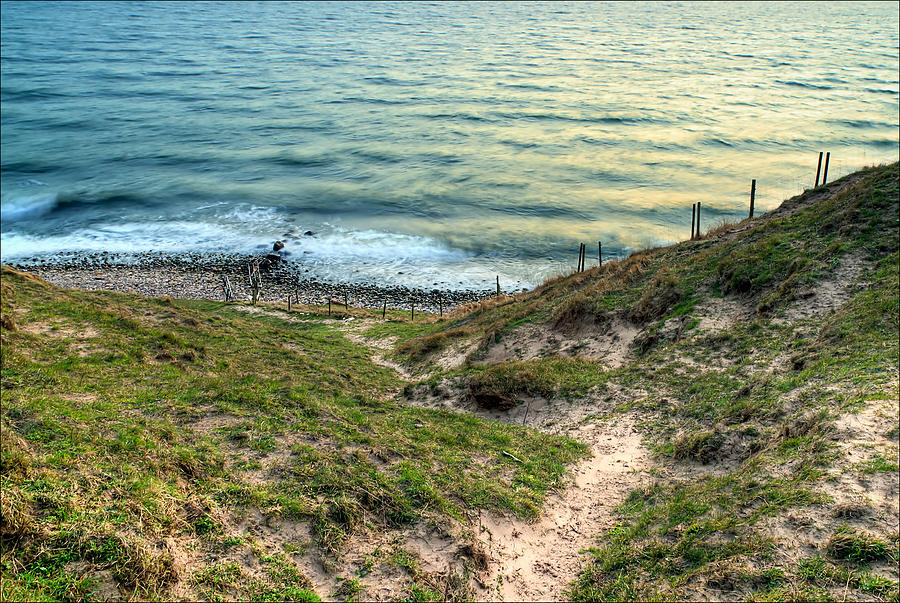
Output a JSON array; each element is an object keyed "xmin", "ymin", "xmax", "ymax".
[
  {"xmin": 828, "ymin": 390, "xmax": 899, "ymax": 516},
  {"xmin": 474, "ymin": 417, "xmax": 648, "ymax": 601},
  {"xmin": 20, "ymin": 321, "xmax": 99, "ymax": 339},
  {"xmin": 337, "ymin": 318, "xmax": 415, "ymax": 382},
  {"xmin": 232, "ymin": 304, "xmax": 333, "ymax": 323},
  {"xmin": 692, "ymin": 296, "xmax": 752, "ymax": 335},
  {"xmin": 247, "ymin": 412, "xmax": 649, "ymax": 602},
  {"xmin": 478, "ymin": 317, "xmax": 640, "ymax": 369},
  {"xmin": 404, "ymin": 382, "xmax": 650, "ymax": 601},
  {"xmin": 784, "ymin": 252, "xmax": 870, "ymax": 321},
  {"xmin": 746, "ymin": 389, "xmax": 900, "ymax": 596}
]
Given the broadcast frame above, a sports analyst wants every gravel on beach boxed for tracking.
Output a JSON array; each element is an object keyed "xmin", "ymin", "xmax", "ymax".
[{"xmin": 7, "ymin": 251, "xmax": 504, "ymax": 314}]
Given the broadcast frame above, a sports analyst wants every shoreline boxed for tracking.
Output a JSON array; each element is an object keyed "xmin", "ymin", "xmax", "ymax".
[{"xmin": 3, "ymin": 250, "xmax": 504, "ymax": 313}]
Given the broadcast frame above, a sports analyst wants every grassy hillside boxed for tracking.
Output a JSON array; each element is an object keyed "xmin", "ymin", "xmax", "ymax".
[
  {"xmin": 397, "ymin": 162, "xmax": 900, "ymax": 601},
  {"xmin": 0, "ymin": 273, "xmax": 584, "ymax": 601},
  {"xmin": 1, "ymin": 162, "xmax": 897, "ymax": 602}
]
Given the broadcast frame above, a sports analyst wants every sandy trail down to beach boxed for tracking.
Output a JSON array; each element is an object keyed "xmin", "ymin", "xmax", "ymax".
[
  {"xmin": 474, "ymin": 419, "xmax": 648, "ymax": 601},
  {"xmin": 330, "ymin": 317, "xmax": 650, "ymax": 601}
]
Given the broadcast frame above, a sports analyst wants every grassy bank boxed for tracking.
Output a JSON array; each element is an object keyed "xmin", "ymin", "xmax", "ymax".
[
  {"xmin": 396, "ymin": 163, "xmax": 899, "ymax": 601},
  {"xmin": 0, "ymin": 272, "xmax": 585, "ymax": 601}
]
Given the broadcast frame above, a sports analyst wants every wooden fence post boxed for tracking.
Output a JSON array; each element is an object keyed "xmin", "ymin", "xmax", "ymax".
[
  {"xmin": 411, "ymin": 300, "xmax": 415, "ymax": 321},
  {"xmin": 328, "ymin": 298, "xmax": 331, "ymax": 316},
  {"xmin": 696, "ymin": 202, "xmax": 701, "ymax": 239},
  {"xmin": 822, "ymin": 152, "xmax": 830, "ymax": 185},
  {"xmin": 749, "ymin": 179, "xmax": 756, "ymax": 219},
  {"xmin": 691, "ymin": 203, "xmax": 696, "ymax": 240},
  {"xmin": 815, "ymin": 151, "xmax": 823, "ymax": 187},
  {"xmin": 598, "ymin": 241, "xmax": 602, "ymax": 266},
  {"xmin": 496, "ymin": 276, "xmax": 500, "ymax": 297},
  {"xmin": 382, "ymin": 300, "xmax": 386, "ymax": 319}
]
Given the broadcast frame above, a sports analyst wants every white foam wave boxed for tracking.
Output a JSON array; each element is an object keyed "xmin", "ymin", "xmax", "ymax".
[
  {"xmin": 0, "ymin": 217, "xmax": 563, "ymax": 290},
  {"xmin": 299, "ymin": 227, "xmax": 469, "ymax": 262},
  {"xmin": 0, "ymin": 192, "xmax": 59, "ymax": 222},
  {"xmin": 0, "ymin": 220, "xmax": 258, "ymax": 258}
]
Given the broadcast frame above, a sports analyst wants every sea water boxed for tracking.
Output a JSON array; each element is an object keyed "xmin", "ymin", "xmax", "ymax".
[{"xmin": 1, "ymin": 1, "xmax": 898, "ymax": 290}]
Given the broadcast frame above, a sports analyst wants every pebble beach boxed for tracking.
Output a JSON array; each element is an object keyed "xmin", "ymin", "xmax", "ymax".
[{"xmin": 7, "ymin": 250, "xmax": 501, "ymax": 314}]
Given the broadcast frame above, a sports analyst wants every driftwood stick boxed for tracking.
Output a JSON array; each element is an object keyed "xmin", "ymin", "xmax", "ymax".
[{"xmin": 502, "ymin": 450, "xmax": 524, "ymax": 463}]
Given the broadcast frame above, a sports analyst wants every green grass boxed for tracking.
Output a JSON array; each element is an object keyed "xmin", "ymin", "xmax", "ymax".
[
  {"xmin": 563, "ymin": 164, "xmax": 900, "ymax": 601},
  {"xmin": 2, "ymin": 163, "xmax": 897, "ymax": 601},
  {"xmin": 0, "ymin": 267, "xmax": 586, "ymax": 600},
  {"xmin": 826, "ymin": 527, "xmax": 896, "ymax": 564}
]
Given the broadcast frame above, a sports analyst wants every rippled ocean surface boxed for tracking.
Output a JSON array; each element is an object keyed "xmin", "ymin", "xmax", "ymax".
[{"xmin": 2, "ymin": 1, "xmax": 898, "ymax": 289}]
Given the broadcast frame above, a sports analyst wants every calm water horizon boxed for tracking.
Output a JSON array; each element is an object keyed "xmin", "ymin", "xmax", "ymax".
[{"xmin": 2, "ymin": 1, "xmax": 898, "ymax": 290}]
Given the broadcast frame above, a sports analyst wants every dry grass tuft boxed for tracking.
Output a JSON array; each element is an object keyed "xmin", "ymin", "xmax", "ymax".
[
  {"xmin": 629, "ymin": 268, "xmax": 683, "ymax": 324},
  {"xmin": 459, "ymin": 541, "xmax": 490, "ymax": 571},
  {"xmin": 397, "ymin": 326, "xmax": 474, "ymax": 362},
  {"xmin": 112, "ymin": 533, "xmax": 179, "ymax": 594},
  {"xmin": 0, "ymin": 486, "xmax": 35, "ymax": 539},
  {"xmin": 0, "ymin": 313, "xmax": 17, "ymax": 332},
  {"xmin": 670, "ymin": 429, "xmax": 726, "ymax": 464},
  {"xmin": 0, "ymin": 425, "xmax": 31, "ymax": 479},
  {"xmin": 701, "ymin": 218, "xmax": 744, "ymax": 239}
]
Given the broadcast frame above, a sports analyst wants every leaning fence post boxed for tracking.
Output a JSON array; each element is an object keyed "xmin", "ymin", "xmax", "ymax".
[
  {"xmin": 815, "ymin": 151, "xmax": 823, "ymax": 187},
  {"xmin": 749, "ymin": 179, "xmax": 756, "ymax": 219},
  {"xmin": 822, "ymin": 152, "xmax": 830, "ymax": 185}
]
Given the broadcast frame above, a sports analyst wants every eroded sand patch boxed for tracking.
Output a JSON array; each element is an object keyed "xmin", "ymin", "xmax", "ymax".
[
  {"xmin": 478, "ymin": 318, "xmax": 640, "ymax": 369},
  {"xmin": 475, "ymin": 416, "xmax": 648, "ymax": 601}
]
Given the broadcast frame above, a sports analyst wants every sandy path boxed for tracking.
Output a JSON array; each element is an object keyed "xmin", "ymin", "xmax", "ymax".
[
  {"xmin": 473, "ymin": 418, "xmax": 647, "ymax": 601},
  {"xmin": 239, "ymin": 311, "xmax": 650, "ymax": 601}
]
